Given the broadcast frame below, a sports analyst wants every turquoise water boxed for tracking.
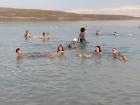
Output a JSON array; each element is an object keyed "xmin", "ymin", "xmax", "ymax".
[{"xmin": 0, "ymin": 20, "xmax": 140, "ymax": 105}]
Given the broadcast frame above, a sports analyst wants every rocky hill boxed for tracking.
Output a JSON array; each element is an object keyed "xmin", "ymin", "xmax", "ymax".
[{"xmin": 0, "ymin": 8, "xmax": 139, "ymax": 21}]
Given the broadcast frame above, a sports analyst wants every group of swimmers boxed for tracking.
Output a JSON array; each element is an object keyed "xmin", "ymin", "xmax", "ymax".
[
  {"xmin": 16, "ymin": 27, "xmax": 128, "ymax": 62},
  {"xmin": 24, "ymin": 30, "xmax": 51, "ymax": 40},
  {"xmin": 16, "ymin": 44, "xmax": 67, "ymax": 59},
  {"xmin": 96, "ymin": 30, "xmax": 120, "ymax": 36}
]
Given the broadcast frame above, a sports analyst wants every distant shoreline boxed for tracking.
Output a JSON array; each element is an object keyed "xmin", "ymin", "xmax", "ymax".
[{"xmin": 0, "ymin": 7, "xmax": 139, "ymax": 21}]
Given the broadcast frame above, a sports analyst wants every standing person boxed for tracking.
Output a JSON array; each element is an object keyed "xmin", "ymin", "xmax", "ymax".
[{"xmin": 78, "ymin": 27, "xmax": 86, "ymax": 44}]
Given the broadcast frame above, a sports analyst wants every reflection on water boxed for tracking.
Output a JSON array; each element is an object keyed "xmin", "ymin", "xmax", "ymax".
[{"xmin": 0, "ymin": 20, "xmax": 140, "ymax": 105}]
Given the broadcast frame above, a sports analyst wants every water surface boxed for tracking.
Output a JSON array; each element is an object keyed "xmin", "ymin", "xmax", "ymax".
[{"xmin": 0, "ymin": 20, "xmax": 140, "ymax": 105}]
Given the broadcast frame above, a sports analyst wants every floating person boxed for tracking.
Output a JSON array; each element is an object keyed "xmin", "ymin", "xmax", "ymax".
[
  {"xmin": 41, "ymin": 32, "xmax": 51, "ymax": 40},
  {"xmin": 16, "ymin": 44, "xmax": 67, "ymax": 60},
  {"xmin": 76, "ymin": 46, "xmax": 102, "ymax": 59},
  {"xmin": 57, "ymin": 44, "xmax": 67, "ymax": 57},
  {"xmin": 78, "ymin": 27, "xmax": 87, "ymax": 44},
  {"xmin": 76, "ymin": 52, "xmax": 93, "ymax": 59},
  {"xmin": 16, "ymin": 48, "xmax": 51, "ymax": 60},
  {"xmin": 112, "ymin": 48, "xmax": 128, "ymax": 62},
  {"xmin": 95, "ymin": 46, "xmax": 102, "ymax": 54},
  {"xmin": 24, "ymin": 30, "xmax": 31, "ymax": 40},
  {"xmin": 45, "ymin": 32, "xmax": 51, "ymax": 39},
  {"xmin": 41, "ymin": 32, "xmax": 46, "ymax": 39},
  {"xmin": 16, "ymin": 48, "xmax": 40, "ymax": 58},
  {"xmin": 32, "ymin": 32, "xmax": 51, "ymax": 39},
  {"xmin": 68, "ymin": 38, "xmax": 80, "ymax": 49},
  {"xmin": 44, "ymin": 44, "xmax": 67, "ymax": 58},
  {"xmin": 113, "ymin": 32, "xmax": 119, "ymax": 36},
  {"xmin": 41, "ymin": 32, "xmax": 49, "ymax": 43},
  {"xmin": 96, "ymin": 30, "xmax": 102, "ymax": 35}
]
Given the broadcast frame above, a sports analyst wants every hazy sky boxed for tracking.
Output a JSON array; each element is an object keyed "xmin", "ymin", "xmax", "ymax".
[{"xmin": 0, "ymin": 0, "xmax": 140, "ymax": 10}]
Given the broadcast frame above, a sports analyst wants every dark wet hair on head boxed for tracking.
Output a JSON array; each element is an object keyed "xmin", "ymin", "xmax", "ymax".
[
  {"xmin": 80, "ymin": 27, "xmax": 85, "ymax": 32},
  {"xmin": 26, "ymin": 30, "xmax": 29, "ymax": 32},
  {"xmin": 57, "ymin": 44, "xmax": 64, "ymax": 52},
  {"xmin": 43, "ymin": 32, "xmax": 45, "ymax": 35},
  {"xmin": 95, "ymin": 46, "xmax": 102, "ymax": 52},
  {"xmin": 112, "ymin": 48, "xmax": 117, "ymax": 50},
  {"xmin": 16, "ymin": 48, "xmax": 20, "ymax": 53}
]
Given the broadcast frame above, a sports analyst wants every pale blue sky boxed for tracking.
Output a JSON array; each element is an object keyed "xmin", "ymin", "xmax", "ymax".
[{"xmin": 0, "ymin": 0, "xmax": 140, "ymax": 10}]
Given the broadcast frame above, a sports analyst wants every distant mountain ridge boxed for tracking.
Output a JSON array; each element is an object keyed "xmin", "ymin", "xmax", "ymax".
[{"xmin": 0, "ymin": 7, "xmax": 139, "ymax": 21}]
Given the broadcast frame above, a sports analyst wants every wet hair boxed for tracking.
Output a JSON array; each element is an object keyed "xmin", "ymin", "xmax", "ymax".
[
  {"xmin": 25, "ymin": 30, "xmax": 29, "ymax": 38},
  {"xmin": 80, "ymin": 28, "xmax": 85, "ymax": 32},
  {"xmin": 43, "ymin": 32, "xmax": 45, "ymax": 35},
  {"xmin": 16, "ymin": 48, "xmax": 20, "ymax": 53},
  {"xmin": 112, "ymin": 48, "xmax": 117, "ymax": 51},
  {"xmin": 26, "ymin": 30, "xmax": 29, "ymax": 33},
  {"xmin": 57, "ymin": 44, "xmax": 64, "ymax": 52},
  {"xmin": 95, "ymin": 46, "xmax": 102, "ymax": 52}
]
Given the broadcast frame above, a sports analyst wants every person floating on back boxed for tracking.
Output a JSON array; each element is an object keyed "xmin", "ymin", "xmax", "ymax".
[
  {"xmin": 112, "ymin": 48, "xmax": 128, "ymax": 62},
  {"xmin": 96, "ymin": 30, "xmax": 102, "ymax": 35},
  {"xmin": 113, "ymin": 32, "xmax": 119, "ymax": 36},
  {"xmin": 16, "ymin": 48, "xmax": 50, "ymax": 59},
  {"xmin": 76, "ymin": 45, "xmax": 102, "ymax": 59}
]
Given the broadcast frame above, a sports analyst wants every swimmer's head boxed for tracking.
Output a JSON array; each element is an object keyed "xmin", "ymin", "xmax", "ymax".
[
  {"xmin": 43, "ymin": 32, "xmax": 45, "ymax": 36},
  {"xmin": 112, "ymin": 48, "xmax": 118, "ymax": 54},
  {"xmin": 57, "ymin": 44, "xmax": 64, "ymax": 52},
  {"xmin": 16, "ymin": 48, "xmax": 23, "ymax": 56},
  {"xmin": 95, "ymin": 46, "xmax": 102, "ymax": 53},
  {"xmin": 80, "ymin": 27, "xmax": 85, "ymax": 32},
  {"xmin": 26, "ymin": 30, "xmax": 29, "ymax": 33}
]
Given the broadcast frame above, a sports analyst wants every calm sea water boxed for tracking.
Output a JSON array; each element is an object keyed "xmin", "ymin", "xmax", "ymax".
[{"xmin": 0, "ymin": 20, "xmax": 140, "ymax": 105}]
